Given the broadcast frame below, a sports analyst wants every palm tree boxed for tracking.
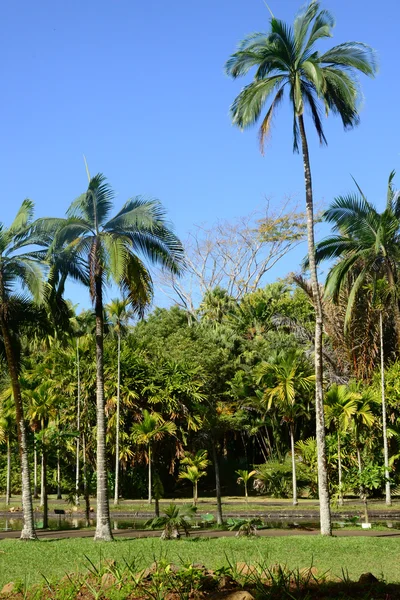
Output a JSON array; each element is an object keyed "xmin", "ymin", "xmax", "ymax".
[
  {"xmin": 43, "ymin": 173, "xmax": 183, "ymax": 541},
  {"xmin": 106, "ymin": 298, "xmax": 134, "ymax": 506},
  {"xmin": 257, "ymin": 351, "xmax": 315, "ymax": 506},
  {"xmin": 179, "ymin": 450, "xmax": 210, "ymax": 505},
  {"xmin": 348, "ymin": 384, "xmax": 376, "ymax": 497},
  {"xmin": 0, "ymin": 200, "xmax": 47, "ymax": 540},
  {"xmin": 146, "ymin": 503, "xmax": 197, "ymax": 539},
  {"xmin": 225, "ymin": 0, "xmax": 377, "ymax": 536},
  {"xmin": 324, "ymin": 385, "xmax": 358, "ymax": 505},
  {"xmin": 236, "ymin": 469, "xmax": 256, "ymax": 503},
  {"xmin": 131, "ymin": 410, "xmax": 176, "ymax": 504},
  {"xmin": 179, "ymin": 466, "xmax": 206, "ymax": 506},
  {"xmin": 0, "ymin": 396, "xmax": 15, "ymax": 506},
  {"xmin": 314, "ymin": 172, "xmax": 400, "ymax": 339}
]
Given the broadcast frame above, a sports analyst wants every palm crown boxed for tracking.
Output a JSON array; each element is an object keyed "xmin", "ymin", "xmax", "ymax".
[{"xmin": 225, "ymin": 1, "xmax": 377, "ymax": 151}]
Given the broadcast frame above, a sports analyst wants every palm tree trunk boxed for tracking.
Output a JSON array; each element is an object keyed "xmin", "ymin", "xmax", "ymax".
[
  {"xmin": 148, "ymin": 444, "xmax": 152, "ymax": 504},
  {"xmin": 0, "ymin": 319, "xmax": 37, "ymax": 540},
  {"xmin": 211, "ymin": 441, "xmax": 223, "ymax": 525},
  {"xmin": 83, "ymin": 432, "xmax": 90, "ymax": 528},
  {"xmin": 337, "ymin": 433, "xmax": 343, "ymax": 506},
  {"xmin": 33, "ymin": 439, "xmax": 38, "ymax": 499},
  {"xmin": 93, "ymin": 275, "xmax": 113, "ymax": 541},
  {"xmin": 290, "ymin": 424, "xmax": 298, "ymax": 506},
  {"xmin": 245, "ymin": 481, "xmax": 248, "ymax": 503},
  {"xmin": 42, "ymin": 435, "xmax": 48, "ymax": 530},
  {"xmin": 40, "ymin": 448, "xmax": 45, "ymax": 507},
  {"xmin": 57, "ymin": 448, "xmax": 62, "ymax": 500},
  {"xmin": 114, "ymin": 331, "xmax": 121, "ymax": 506},
  {"xmin": 194, "ymin": 481, "xmax": 198, "ymax": 506},
  {"xmin": 380, "ymin": 311, "xmax": 391, "ymax": 505},
  {"xmin": 298, "ymin": 114, "xmax": 331, "ymax": 536},
  {"xmin": 6, "ymin": 438, "xmax": 11, "ymax": 506},
  {"xmin": 76, "ymin": 337, "xmax": 80, "ymax": 506}
]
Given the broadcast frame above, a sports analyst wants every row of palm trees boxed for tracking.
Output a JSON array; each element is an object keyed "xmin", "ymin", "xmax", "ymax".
[{"xmin": 0, "ymin": 175, "xmax": 184, "ymax": 540}]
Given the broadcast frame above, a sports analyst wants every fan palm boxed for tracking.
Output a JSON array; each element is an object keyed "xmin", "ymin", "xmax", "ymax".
[
  {"xmin": 106, "ymin": 298, "xmax": 135, "ymax": 506},
  {"xmin": 42, "ymin": 173, "xmax": 183, "ymax": 540},
  {"xmin": 131, "ymin": 410, "xmax": 177, "ymax": 504},
  {"xmin": 225, "ymin": 0, "xmax": 377, "ymax": 535},
  {"xmin": 324, "ymin": 384, "xmax": 358, "ymax": 505},
  {"xmin": 257, "ymin": 351, "xmax": 315, "ymax": 505}
]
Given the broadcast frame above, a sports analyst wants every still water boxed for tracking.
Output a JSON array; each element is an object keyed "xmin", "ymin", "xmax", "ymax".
[{"xmin": 1, "ymin": 515, "xmax": 399, "ymax": 532}]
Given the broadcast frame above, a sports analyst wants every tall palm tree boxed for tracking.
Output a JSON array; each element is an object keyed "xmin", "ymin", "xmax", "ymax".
[
  {"xmin": 43, "ymin": 173, "xmax": 183, "ymax": 541},
  {"xmin": 0, "ymin": 396, "xmax": 15, "ymax": 506},
  {"xmin": 324, "ymin": 384, "xmax": 357, "ymax": 505},
  {"xmin": 225, "ymin": 0, "xmax": 377, "ymax": 535},
  {"xmin": 257, "ymin": 351, "xmax": 315, "ymax": 506},
  {"xmin": 179, "ymin": 466, "xmax": 206, "ymax": 506},
  {"xmin": 0, "ymin": 200, "xmax": 47, "ymax": 540},
  {"xmin": 131, "ymin": 410, "xmax": 176, "ymax": 504},
  {"xmin": 106, "ymin": 298, "xmax": 135, "ymax": 506}
]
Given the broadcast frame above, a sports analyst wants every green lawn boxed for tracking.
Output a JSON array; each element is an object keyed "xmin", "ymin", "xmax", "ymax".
[{"xmin": 0, "ymin": 536, "xmax": 399, "ymax": 589}]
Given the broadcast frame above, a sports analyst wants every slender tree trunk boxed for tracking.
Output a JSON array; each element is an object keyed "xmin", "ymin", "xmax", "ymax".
[
  {"xmin": 76, "ymin": 337, "xmax": 81, "ymax": 506},
  {"xmin": 40, "ymin": 448, "xmax": 45, "ymax": 507},
  {"xmin": 194, "ymin": 481, "xmax": 198, "ymax": 506},
  {"xmin": 114, "ymin": 331, "xmax": 121, "ymax": 506},
  {"xmin": 211, "ymin": 441, "xmax": 223, "ymax": 525},
  {"xmin": 337, "ymin": 433, "xmax": 343, "ymax": 506},
  {"xmin": 245, "ymin": 481, "xmax": 248, "ymax": 503},
  {"xmin": 57, "ymin": 448, "xmax": 62, "ymax": 500},
  {"xmin": 0, "ymin": 319, "xmax": 37, "ymax": 539},
  {"xmin": 380, "ymin": 312, "xmax": 391, "ymax": 505},
  {"xmin": 93, "ymin": 274, "xmax": 113, "ymax": 541},
  {"xmin": 83, "ymin": 433, "xmax": 90, "ymax": 528},
  {"xmin": 290, "ymin": 424, "xmax": 298, "ymax": 506},
  {"xmin": 42, "ymin": 438, "xmax": 48, "ymax": 530},
  {"xmin": 6, "ymin": 438, "xmax": 11, "ymax": 506},
  {"xmin": 33, "ymin": 439, "xmax": 38, "ymax": 499},
  {"xmin": 298, "ymin": 114, "xmax": 331, "ymax": 536},
  {"xmin": 155, "ymin": 497, "xmax": 160, "ymax": 517},
  {"xmin": 148, "ymin": 444, "xmax": 152, "ymax": 504}
]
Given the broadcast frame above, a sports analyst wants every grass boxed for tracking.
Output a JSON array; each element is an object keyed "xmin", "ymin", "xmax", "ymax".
[{"xmin": 0, "ymin": 535, "xmax": 398, "ymax": 589}]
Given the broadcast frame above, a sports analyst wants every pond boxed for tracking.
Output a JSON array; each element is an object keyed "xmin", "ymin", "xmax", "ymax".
[{"xmin": 1, "ymin": 515, "xmax": 399, "ymax": 532}]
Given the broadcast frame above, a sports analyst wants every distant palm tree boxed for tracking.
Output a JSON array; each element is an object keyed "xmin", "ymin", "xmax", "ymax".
[
  {"xmin": 131, "ymin": 410, "xmax": 176, "ymax": 504},
  {"xmin": 257, "ymin": 351, "xmax": 315, "ymax": 506},
  {"xmin": 236, "ymin": 469, "xmax": 256, "ymax": 503},
  {"xmin": 324, "ymin": 385, "xmax": 358, "ymax": 505},
  {"xmin": 179, "ymin": 450, "xmax": 210, "ymax": 505},
  {"xmin": 41, "ymin": 173, "xmax": 183, "ymax": 540},
  {"xmin": 106, "ymin": 298, "xmax": 135, "ymax": 506},
  {"xmin": 225, "ymin": 0, "xmax": 377, "ymax": 536}
]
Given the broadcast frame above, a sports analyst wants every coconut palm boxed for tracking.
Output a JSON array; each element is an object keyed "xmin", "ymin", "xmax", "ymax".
[
  {"xmin": 236, "ymin": 469, "xmax": 256, "ymax": 503},
  {"xmin": 42, "ymin": 173, "xmax": 183, "ymax": 540},
  {"xmin": 324, "ymin": 385, "xmax": 358, "ymax": 505},
  {"xmin": 106, "ymin": 298, "xmax": 135, "ymax": 506},
  {"xmin": 131, "ymin": 410, "xmax": 177, "ymax": 504},
  {"xmin": 257, "ymin": 351, "xmax": 315, "ymax": 506},
  {"xmin": 225, "ymin": 0, "xmax": 377, "ymax": 535}
]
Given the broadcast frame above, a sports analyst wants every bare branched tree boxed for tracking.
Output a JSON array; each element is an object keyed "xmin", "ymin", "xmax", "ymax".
[{"xmin": 157, "ymin": 199, "xmax": 307, "ymax": 319}]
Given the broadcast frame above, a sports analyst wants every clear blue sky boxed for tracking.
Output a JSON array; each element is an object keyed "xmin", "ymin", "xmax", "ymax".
[{"xmin": 2, "ymin": 0, "xmax": 399, "ymax": 309}]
